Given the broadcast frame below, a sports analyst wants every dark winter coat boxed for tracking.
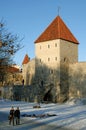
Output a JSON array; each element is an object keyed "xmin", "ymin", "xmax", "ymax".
[
  {"xmin": 10, "ymin": 109, "xmax": 14, "ymax": 117},
  {"xmin": 14, "ymin": 109, "xmax": 20, "ymax": 119},
  {"xmin": 9, "ymin": 109, "xmax": 14, "ymax": 120}
]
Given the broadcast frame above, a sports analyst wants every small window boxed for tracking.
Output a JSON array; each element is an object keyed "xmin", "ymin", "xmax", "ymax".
[
  {"xmin": 55, "ymin": 57, "xmax": 57, "ymax": 61},
  {"xmin": 40, "ymin": 59, "xmax": 41, "ymax": 62},
  {"xmin": 55, "ymin": 43, "xmax": 57, "ymax": 47},
  {"xmin": 64, "ymin": 58, "xmax": 66, "ymax": 61},
  {"xmin": 40, "ymin": 46, "xmax": 41, "ymax": 49},
  {"xmin": 50, "ymin": 69, "xmax": 53, "ymax": 74},
  {"xmin": 48, "ymin": 45, "xmax": 50, "ymax": 48},
  {"xmin": 64, "ymin": 57, "xmax": 67, "ymax": 62},
  {"xmin": 64, "ymin": 57, "xmax": 69, "ymax": 62},
  {"xmin": 48, "ymin": 58, "xmax": 50, "ymax": 61}
]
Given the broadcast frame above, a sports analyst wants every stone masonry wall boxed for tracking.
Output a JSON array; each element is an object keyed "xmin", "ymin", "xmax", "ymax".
[
  {"xmin": 60, "ymin": 40, "xmax": 78, "ymax": 63},
  {"xmin": 69, "ymin": 62, "xmax": 86, "ymax": 98}
]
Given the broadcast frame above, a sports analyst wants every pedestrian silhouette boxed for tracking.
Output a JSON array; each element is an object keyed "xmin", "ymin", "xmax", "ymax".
[
  {"xmin": 9, "ymin": 106, "xmax": 14, "ymax": 125},
  {"xmin": 14, "ymin": 107, "xmax": 20, "ymax": 125}
]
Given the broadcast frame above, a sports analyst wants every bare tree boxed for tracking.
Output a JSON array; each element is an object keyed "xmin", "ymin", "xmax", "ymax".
[{"xmin": 0, "ymin": 20, "xmax": 23, "ymax": 84}]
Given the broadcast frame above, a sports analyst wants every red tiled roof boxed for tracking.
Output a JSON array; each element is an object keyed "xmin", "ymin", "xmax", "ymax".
[
  {"xmin": 22, "ymin": 54, "xmax": 30, "ymax": 65},
  {"xmin": 34, "ymin": 16, "xmax": 79, "ymax": 44},
  {"xmin": 0, "ymin": 65, "xmax": 20, "ymax": 73},
  {"xmin": 7, "ymin": 66, "xmax": 19, "ymax": 73}
]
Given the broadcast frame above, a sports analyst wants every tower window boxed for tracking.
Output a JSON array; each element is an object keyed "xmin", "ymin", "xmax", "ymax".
[
  {"xmin": 48, "ymin": 45, "xmax": 50, "ymax": 48},
  {"xmin": 48, "ymin": 58, "xmax": 50, "ymax": 61},
  {"xmin": 55, "ymin": 57, "xmax": 57, "ymax": 61},
  {"xmin": 40, "ymin": 59, "xmax": 41, "ymax": 62},
  {"xmin": 50, "ymin": 69, "xmax": 53, "ymax": 74},
  {"xmin": 64, "ymin": 57, "xmax": 69, "ymax": 62},
  {"xmin": 55, "ymin": 43, "xmax": 57, "ymax": 47},
  {"xmin": 64, "ymin": 58, "xmax": 66, "ymax": 62}
]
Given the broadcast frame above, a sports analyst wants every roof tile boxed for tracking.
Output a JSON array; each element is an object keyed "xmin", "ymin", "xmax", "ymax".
[{"xmin": 34, "ymin": 16, "xmax": 79, "ymax": 44}]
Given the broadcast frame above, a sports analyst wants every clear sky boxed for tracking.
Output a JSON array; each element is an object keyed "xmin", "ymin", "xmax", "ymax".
[{"xmin": 0, "ymin": 0, "xmax": 86, "ymax": 66}]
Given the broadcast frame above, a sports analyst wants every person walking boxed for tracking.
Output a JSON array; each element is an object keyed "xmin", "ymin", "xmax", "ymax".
[
  {"xmin": 9, "ymin": 106, "xmax": 15, "ymax": 125},
  {"xmin": 14, "ymin": 107, "xmax": 20, "ymax": 125}
]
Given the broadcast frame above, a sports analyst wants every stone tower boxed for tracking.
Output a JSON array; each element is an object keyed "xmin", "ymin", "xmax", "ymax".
[
  {"xmin": 22, "ymin": 54, "xmax": 30, "ymax": 85},
  {"xmin": 34, "ymin": 16, "xmax": 79, "ymax": 102}
]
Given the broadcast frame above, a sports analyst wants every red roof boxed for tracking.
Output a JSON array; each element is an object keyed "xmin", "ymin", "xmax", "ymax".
[
  {"xmin": 34, "ymin": 16, "xmax": 79, "ymax": 44},
  {"xmin": 7, "ymin": 66, "xmax": 19, "ymax": 73},
  {"xmin": 22, "ymin": 54, "xmax": 30, "ymax": 65}
]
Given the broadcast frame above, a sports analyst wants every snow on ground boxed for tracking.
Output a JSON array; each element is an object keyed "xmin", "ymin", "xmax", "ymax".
[{"xmin": 0, "ymin": 98, "xmax": 86, "ymax": 130}]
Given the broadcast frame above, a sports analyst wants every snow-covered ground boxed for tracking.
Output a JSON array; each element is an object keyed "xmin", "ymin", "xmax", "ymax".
[{"xmin": 0, "ymin": 98, "xmax": 86, "ymax": 130}]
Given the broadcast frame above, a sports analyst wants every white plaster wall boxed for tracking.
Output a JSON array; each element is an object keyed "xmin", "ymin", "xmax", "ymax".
[
  {"xmin": 60, "ymin": 40, "xmax": 78, "ymax": 63},
  {"xmin": 27, "ymin": 59, "xmax": 35, "ymax": 85},
  {"xmin": 35, "ymin": 39, "xmax": 60, "ymax": 68},
  {"xmin": 22, "ymin": 59, "xmax": 35, "ymax": 85}
]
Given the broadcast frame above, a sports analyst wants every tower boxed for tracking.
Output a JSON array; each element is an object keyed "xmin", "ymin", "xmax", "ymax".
[
  {"xmin": 22, "ymin": 54, "xmax": 30, "ymax": 85},
  {"xmin": 34, "ymin": 16, "xmax": 79, "ymax": 102}
]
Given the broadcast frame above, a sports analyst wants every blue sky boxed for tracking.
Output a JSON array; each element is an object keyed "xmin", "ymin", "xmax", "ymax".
[{"xmin": 0, "ymin": 0, "xmax": 86, "ymax": 66}]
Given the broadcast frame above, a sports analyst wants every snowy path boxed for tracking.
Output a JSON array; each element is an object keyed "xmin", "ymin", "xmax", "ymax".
[
  {"xmin": 0, "ymin": 112, "xmax": 69, "ymax": 130},
  {"xmin": 0, "ymin": 99, "xmax": 86, "ymax": 130}
]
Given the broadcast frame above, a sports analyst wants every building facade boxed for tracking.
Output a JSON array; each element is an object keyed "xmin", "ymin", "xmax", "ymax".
[{"xmin": 22, "ymin": 16, "xmax": 86, "ymax": 103}]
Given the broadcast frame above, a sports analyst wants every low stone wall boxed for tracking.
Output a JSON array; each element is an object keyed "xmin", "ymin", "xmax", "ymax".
[{"xmin": 1, "ymin": 84, "xmax": 58, "ymax": 103}]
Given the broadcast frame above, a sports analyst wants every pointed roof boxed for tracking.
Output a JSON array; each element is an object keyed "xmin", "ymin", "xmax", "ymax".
[
  {"xmin": 22, "ymin": 54, "xmax": 30, "ymax": 65},
  {"xmin": 34, "ymin": 16, "xmax": 79, "ymax": 44}
]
